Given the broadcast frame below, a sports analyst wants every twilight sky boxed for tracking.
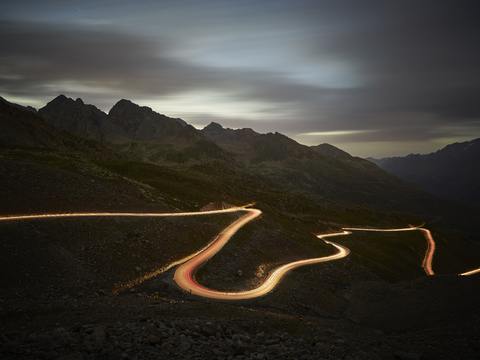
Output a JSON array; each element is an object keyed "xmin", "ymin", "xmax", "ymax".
[{"xmin": 1, "ymin": 0, "xmax": 480, "ymax": 158}]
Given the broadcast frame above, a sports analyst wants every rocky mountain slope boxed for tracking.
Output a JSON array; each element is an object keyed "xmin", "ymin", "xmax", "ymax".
[
  {"xmin": 38, "ymin": 95, "xmax": 235, "ymax": 165},
  {"xmin": 368, "ymin": 139, "xmax": 480, "ymax": 208},
  {"xmin": 200, "ymin": 122, "xmax": 417, "ymax": 206},
  {"xmin": 0, "ymin": 100, "xmax": 119, "ymax": 160},
  {"xmin": 35, "ymin": 95, "xmax": 107, "ymax": 143},
  {"xmin": 311, "ymin": 143, "xmax": 353, "ymax": 159},
  {"xmin": 201, "ymin": 122, "xmax": 480, "ymax": 235}
]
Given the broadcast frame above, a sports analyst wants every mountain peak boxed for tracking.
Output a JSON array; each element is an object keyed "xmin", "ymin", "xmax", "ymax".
[
  {"xmin": 106, "ymin": 98, "xmax": 182, "ymax": 141},
  {"xmin": 46, "ymin": 95, "xmax": 88, "ymax": 109},
  {"xmin": 44, "ymin": 94, "xmax": 86, "ymax": 109},
  {"xmin": 52, "ymin": 94, "xmax": 70, "ymax": 103},
  {"xmin": 203, "ymin": 122, "xmax": 224, "ymax": 132},
  {"xmin": 109, "ymin": 99, "xmax": 160, "ymax": 118},
  {"xmin": 117, "ymin": 99, "xmax": 134, "ymax": 106},
  {"xmin": 109, "ymin": 99, "xmax": 138, "ymax": 114},
  {"xmin": 311, "ymin": 143, "xmax": 352, "ymax": 159},
  {"xmin": 201, "ymin": 123, "xmax": 259, "ymax": 145},
  {"xmin": 38, "ymin": 95, "xmax": 106, "ymax": 142}
]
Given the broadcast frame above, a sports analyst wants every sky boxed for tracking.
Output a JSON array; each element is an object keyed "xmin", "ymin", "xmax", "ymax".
[{"xmin": 1, "ymin": 0, "xmax": 480, "ymax": 158}]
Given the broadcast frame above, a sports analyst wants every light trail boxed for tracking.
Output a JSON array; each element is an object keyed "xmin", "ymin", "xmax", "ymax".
[
  {"xmin": 460, "ymin": 268, "xmax": 480, "ymax": 276},
  {"xmin": 342, "ymin": 227, "xmax": 418, "ymax": 232},
  {"xmin": 0, "ymin": 207, "xmax": 351, "ymax": 300},
  {"xmin": 174, "ymin": 229, "xmax": 351, "ymax": 300},
  {"xmin": 0, "ymin": 206, "xmax": 252, "ymax": 222},
  {"xmin": 1, "ymin": 206, "xmax": 478, "ymax": 301},
  {"xmin": 343, "ymin": 226, "xmax": 435, "ymax": 275},
  {"xmin": 420, "ymin": 228, "xmax": 435, "ymax": 275},
  {"xmin": 0, "ymin": 206, "xmax": 261, "ymax": 296}
]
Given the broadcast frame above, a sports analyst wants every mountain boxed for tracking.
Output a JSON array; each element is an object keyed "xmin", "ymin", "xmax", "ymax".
[
  {"xmin": 0, "ymin": 96, "xmax": 37, "ymax": 113},
  {"xmin": 201, "ymin": 123, "xmax": 477, "ymax": 224},
  {"xmin": 368, "ymin": 139, "xmax": 480, "ymax": 208},
  {"xmin": 105, "ymin": 99, "xmax": 183, "ymax": 141},
  {"xmin": 311, "ymin": 143, "xmax": 353, "ymax": 159},
  {"xmin": 38, "ymin": 95, "xmax": 235, "ymax": 165},
  {"xmin": 36, "ymin": 95, "xmax": 106, "ymax": 142},
  {"xmin": 0, "ymin": 100, "xmax": 119, "ymax": 160}
]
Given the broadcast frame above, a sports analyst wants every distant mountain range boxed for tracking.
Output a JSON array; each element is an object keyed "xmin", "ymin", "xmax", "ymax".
[
  {"xmin": 368, "ymin": 139, "xmax": 480, "ymax": 208},
  {"xmin": 2, "ymin": 94, "xmax": 480, "ymax": 235}
]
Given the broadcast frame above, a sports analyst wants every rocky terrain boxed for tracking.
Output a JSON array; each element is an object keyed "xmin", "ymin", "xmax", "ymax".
[
  {"xmin": 0, "ymin": 300, "xmax": 419, "ymax": 360},
  {"xmin": 37, "ymin": 95, "xmax": 234, "ymax": 166},
  {"xmin": 2, "ymin": 274, "xmax": 480, "ymax": 360}
]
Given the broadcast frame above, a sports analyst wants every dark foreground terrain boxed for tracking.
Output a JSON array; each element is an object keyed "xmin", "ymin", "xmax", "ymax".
[
  {"xmin": 1, "ymin": 153, "xmax": 480, "ymax": 360},
  {"xmin": 1, "ymin": 274, "xmax": 480, "ymax": 360}
]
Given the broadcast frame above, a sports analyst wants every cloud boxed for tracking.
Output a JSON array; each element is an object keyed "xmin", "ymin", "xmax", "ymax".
[
  {"xmin": 1, "ymin": 0, "xmax": 480, "ymax": 157},
  {"xmin": 0, "ymin": 19, "xmax": 178, "ymax": 105},
  {"xmin": 0, "ymin": 17, "xmax": 334, "ymax": 123},
  {"xmin": 307, "ymin": 2, "xmax": 480, "ymax": 118}
]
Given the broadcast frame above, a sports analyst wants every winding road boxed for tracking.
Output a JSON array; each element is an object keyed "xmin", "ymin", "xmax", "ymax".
[
  {"xmin": 343, "ymin": 226, "xmax": 436, "ymax": 275},
  {"xmin": 174, "ymin": 219, "xmax": 350, "ymax": 300},
  {"xmin": 1, "ymin": 205, "xmax": 479, "ymax": 300}
]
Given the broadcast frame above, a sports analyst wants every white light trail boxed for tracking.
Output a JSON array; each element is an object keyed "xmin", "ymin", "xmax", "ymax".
[
  {"xmin": 343, "ymin": 226, "xmax": 435, "ymax": 275},
  {"xmin": 460, "ymin": 268, "xmax": 480, "ymax": 276}
]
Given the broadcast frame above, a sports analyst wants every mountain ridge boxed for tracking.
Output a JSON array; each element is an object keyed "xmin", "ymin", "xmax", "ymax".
[
  {"xmin": 38, "ymin": 95, "xmax": 236, "ymax": 166},
  {"xmin": 368, "ymin": 139, "xmax": 480, "ymax": 208},
  {"xmin": 0, "ymin": 100, "xmax": 119, "ymax": 160},
  {"xmin": 0, "ymin": 96, "xmax": 37, "ymax": 113},
  {"xmin": 201, "ymin": 122, "xmax": 450, "ymax": 217}
]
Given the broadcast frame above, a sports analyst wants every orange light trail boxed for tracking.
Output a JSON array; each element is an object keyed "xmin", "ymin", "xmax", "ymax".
[
  {"xmin": 0, "ymin": 207, "xmax": 351, "ymax": 300},
  {"xmin": 343, "ymin": 226, "xmax": 435, "ymax": 275},
  {"xmin": 174, "ymin": 227, "xmax": 351, "ymax": 300},
  {"xmin": 0, "ymin": 207, "xmax": 251, "ymax": 222},
  {"xmin": 1, "ymin": 207, "xmax": 479, "ymax": 301}
]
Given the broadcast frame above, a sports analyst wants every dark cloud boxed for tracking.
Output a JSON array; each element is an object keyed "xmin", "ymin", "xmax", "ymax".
[
  {"xmin": 0, "ymin": 17, "xmax": 332, "ymax": 116},
  {"xmin": 0, "ymin": 19, "xmax": 193, "ymax": 92},
  {"xmin": 307, "ymin": 1, "xmax": 480, "ymax": 117},
  {"xmin": 1, "ymin": 0, "xmax": 480, "ymax": 157}
]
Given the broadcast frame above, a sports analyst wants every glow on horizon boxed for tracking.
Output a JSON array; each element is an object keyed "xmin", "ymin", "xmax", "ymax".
[
  {"xmin": 293, "ymin": 138, "xmax": 471, "ymax": 159},
  {"xmin": 296, "ymin": 130, "xmax": 373, "ymax": 137},
  {"xmin": 143, "ymin": 91, "xmax": 293, "ymax": 123}
]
